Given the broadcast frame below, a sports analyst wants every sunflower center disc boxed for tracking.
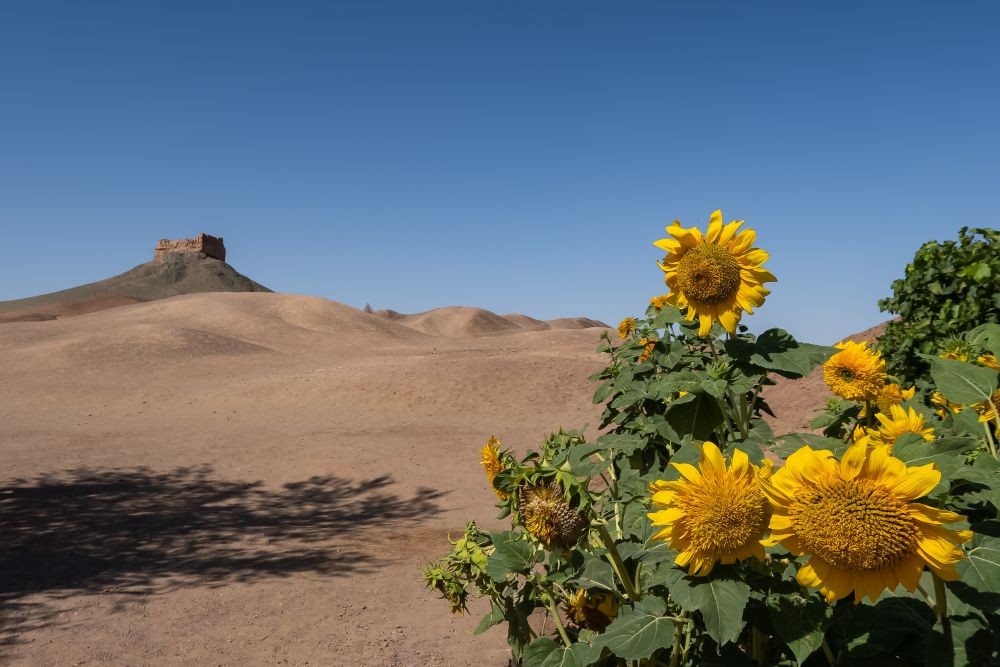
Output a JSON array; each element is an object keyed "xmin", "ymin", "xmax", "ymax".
[
  {"xmin": 681, "ymin": 477, "xmax": 767, "ymax": 553},
  {"xmin": 676, "ymin": 244, "xmax": 741, "ymax": 304},
  {"xmin": 792, "ymin": 480, "xmax": 918, "ymax": 571}
]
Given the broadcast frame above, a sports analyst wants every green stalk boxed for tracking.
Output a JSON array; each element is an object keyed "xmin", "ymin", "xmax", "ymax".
[
  {"xmin": 864, "ymin": 400, "xmax": 873, "ymax": 430},
  {"xmin": 544, "ymin": 596, "xmax": 573, "ymax": 648},
  {"xmin": 738, "ymin": 392, "xmax": 750, "ymax": 440},
  {"xmin": 982, "ymin": 421, "xmax": 998, "ymax": 460},
  {"xmin": 821, "ymin": 638, "xmax": 837, "ymax": 666},
  {"xmin": 668, "ymin": 612, "xmax": 688, "ymax": 667},
  {"xmin": 932, "ymin": 573, "xmax": 953, "ymax": 649},
  {"xmin": 989, "ymin": 414, "xmax": 1000, "ymax": 459},
  {"xmin": 751, "ymin": 627, "xmax": 769, "ymax": 665},
  {"xmin": 596, "ymin": 524, "xmax": 641, "ymax": 601}
]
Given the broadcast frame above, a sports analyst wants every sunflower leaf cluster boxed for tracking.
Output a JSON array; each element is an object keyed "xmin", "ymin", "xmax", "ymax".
[{"xmin": 423, "ymin": 214, "xmax": 1000, "ymax": 666}]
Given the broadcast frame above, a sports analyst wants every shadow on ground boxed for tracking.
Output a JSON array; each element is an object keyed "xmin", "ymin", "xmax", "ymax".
[{"xmin": 0, "ymin": 466, "xmax": 445, "ymax": 647}]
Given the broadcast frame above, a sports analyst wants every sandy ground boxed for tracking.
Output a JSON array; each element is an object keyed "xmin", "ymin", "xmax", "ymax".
[
  {"xmin": 0, "ymin": 293, "xmax": 612, "ymax": 666},
  {"xmin": 0, "ymin": 292, "xmax": 867, "ymax": 665}
]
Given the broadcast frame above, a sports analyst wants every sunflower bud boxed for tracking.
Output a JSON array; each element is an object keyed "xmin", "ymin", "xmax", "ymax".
[
  {"xmin": 564, "ymin": 589, "xmax": 620, "ymax": 632},
  {"xmin": 517, "ymin": 482, "xmax": 589, "ymax": 548}
]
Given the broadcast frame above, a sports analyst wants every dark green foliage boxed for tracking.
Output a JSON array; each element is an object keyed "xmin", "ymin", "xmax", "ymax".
[{"xmin": 879, "ymin": 227, "xmax": 1000, "ymax": 385}]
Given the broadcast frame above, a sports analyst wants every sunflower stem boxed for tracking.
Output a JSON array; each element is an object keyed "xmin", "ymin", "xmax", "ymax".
[
  {"xmin": 543, "ymin": 595, "xmax": 573, "ymax": 648},
  {"xmin": 596, "ymin": 524, "xmax": 641, "ymax": 601},
  {"xmin": 932, "ymin": 573, "xmax": 953, "ymax": 650},
  {"xmin": 821, "ymin": 637, "xmax": 837, "ymax": 666},
  {"xmin": 668, "ymin": 612, "xmax": 688, "ymax": 667},
  {"xmin": 738, "ymin": 392, "xmax": 750, "ymax": 440},
  {"xmin": 864, "ymin": 400, "xmax": 873, "ymax": 430},
  {"xmin": 751, "ymin": 626, "xmax": 765, "ymax": 664},
  {"xmin": 986, "ymin": 418, "xmax": 1000, "ymax": 460},
  {"xmin": 917, "ymin": 582, "xmax": 935, "ymax": 606}
]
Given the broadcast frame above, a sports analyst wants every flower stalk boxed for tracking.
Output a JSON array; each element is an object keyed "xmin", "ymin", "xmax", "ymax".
[{"xmin": 596, "ymin": 524, "xmax": 640, "ymax": 601}]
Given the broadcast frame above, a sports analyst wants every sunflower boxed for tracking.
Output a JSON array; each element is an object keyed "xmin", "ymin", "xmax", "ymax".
[
  {"xmin": 563, "ymin": 589, "xmax": 620, "ymax": 632},
  {"xmin": 939, "ymin": 338, "xmax": 974, "ymax": 362},
  {"xmin": 649, "ymin": 294, "xmax": 671, "ymax": 311},
  {"xmin": 638, "ymin": 337, "xmax": 656, "ymax": 363},
  {"xmin": 480, "ymin": 436, "xmax": 510, "ymax": 500},
  {"xmin": 867, "ymin": 405, "xmax": 935, "ymax": 452},
  {"xmin": 930, "ymin": 391, "xmax": 963, "ymax": 419},
  {"xmin": 760, "ymin": 443, "xmax": 972, "ymax": 603},
  {"xmin": 975, "ymin": 389, "xmax": 1000, "ymax": 424},
  {"xmin": 648, "ymin": 442, "xmax": 771, "ymax": 576},
  {"xmin": 617, "ymin": 317, "xmax": 636, "ymax": 340},
  {"xmin": 822, "ymin": 340, "xmax": 886, "ymax": 402},
  {"xmin": 875, "ymin": 383, "xmax": 916, "ymax": 415},
  {"xmin": 518, "ymin": 482, "xmax": 589, "ymax": 548},
  {"xmin": 978, "ymin": 353, "xmax": 1000, "ymax": 372},
  {"xmin": 653, "ymin": 210, "xmax": 775, "ymax": 337}
]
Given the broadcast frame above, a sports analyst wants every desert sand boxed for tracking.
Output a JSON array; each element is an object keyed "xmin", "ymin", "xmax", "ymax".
[
  {"xmin": 0, "ymin": 258, "xmax": 864, "ymax": 665},
  {"xmin": 0, "ymin": 292, "xmax": 615, "ymax": 666}
]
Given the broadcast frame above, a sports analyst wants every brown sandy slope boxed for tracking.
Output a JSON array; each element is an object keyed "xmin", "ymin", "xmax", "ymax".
[
  {"xmin": 375, "ymin": 306, "xmax": 609, "ymax": 337},
  {"xmin": 0, "ymin": 293, "xmax": 874, "ymax": 665},
  {"xmin": 0, "ymin": 253, "xmax": 270, "ymax": 323},
  {"xmin": 0, "ymin": 293, "xmax": 611, "ymax": 666}
]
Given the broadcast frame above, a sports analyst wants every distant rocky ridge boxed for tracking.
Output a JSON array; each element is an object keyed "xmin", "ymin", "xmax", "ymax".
[{"xmin": 0, "ymin": 234, "xmax": 269, "ymax": 323}]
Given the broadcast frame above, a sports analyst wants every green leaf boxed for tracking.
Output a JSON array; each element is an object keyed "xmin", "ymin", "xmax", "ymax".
[
  {"xmin": 954, "ymin": 532, "xmax": 1000, "ymax": 613},
  {"xmin": 927, "ymin": 356, "xmax": 999, "ymax": 404},
  {"xmin": 766, "ymin": 591, "xmax": 833, "ymax": 665},
  {"xmin": 726, "ymin": 328, "xmax": 835, "ymax": 379},
  {"xmin": 522, "ymin": 638, "xmax": 598, "ymax": 667},
  {"xmin": 594, "ymin": 598, "xmax": 675, "ymax": 659},
  {"xmin": 566, "ymin": 442, "xmax": 611, "ymax": 478},
  {"xmin": 968, "ymin": 323, "xmax": 1000, "ymax": 358},
  {"xmin": 577, "ymin": 557, "xmax": 616, "ymax": 592},
  {"xmin": 651, "ymin": 305, "xmax": 684, "ymax": 329},
  {"xmin": 960, "ymin": 261, "xmax": 992, "ymax": 281},
  {"xmin": 474, "ymin": 601, "xmax": 506, "ymax": 634},
  {"xmin": 592, "ymin": 382, "xmax": 615, "ymax": 404},
  {"xmin": 486, "ymin": 531, "xmax": 537, "ymax": 581},
  {"xmin": 594, "ymin": 432, "xmax": 646, "ymax": 457},
  {"xmin": 892, "ymin": 436, "xmax": 972, "ymax": 488},
  {"xmin": 670, "ymin": 574, "xmax": 750, "ymax": 645},
  {"xmin": 664, "ymin": 391, "xmax": 725, "ymax": 441},
  {"xmin": 834, "ymin": 597, "xmax": 934, "ymax": 659}
]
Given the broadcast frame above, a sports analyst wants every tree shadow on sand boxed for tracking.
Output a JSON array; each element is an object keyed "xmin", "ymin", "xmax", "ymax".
[{"xmin": 0, "ymin": 466, "xmax": 445, "ymax": 647}]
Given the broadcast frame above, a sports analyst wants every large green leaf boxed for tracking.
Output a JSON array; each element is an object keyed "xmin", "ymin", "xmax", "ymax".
[
  {"xmin": 834, "ymin": 597, "xmax": 934, "ymax": 660},
  {"xmin": 594, "ymin": 598, "xmax": 675, "ymax": 659},
  {"xmin": 664, "ymin": 391, "xmax": 725, "ymax": 441},
  {"xmin": 927, "ymin": 356, "xmax": 999, "ymax": 404},
  {"xmin": 522, "ymin": 638, "xmax": 599, "ymax": 667},
  {"xmin": 594, "ymin": 432, "xmax": 645, "ymax": 457},
  {"xmin": 486, "ymin": 531, "xmax": 537, "ymax": 581},
  {"xmin": 725, "ymin": 328, "xmax": 835, "ymax": 379},
  {"xmin": 766, "ymin": 591, "xmax": 832, "ymax": 665},
  {"xmin": 954, "ymin": 532, "xmax": 1000, "ymax": 613},
  {"xmin": 892, "ymin": 436, "xmax": 972, "ymax": 487},
  {"xmin": 577, "ymin": 557, "xmax": 616, "ymax": 592},
  {"xmin": 474, "ymin": 601, "xmax": 506, "ymax": 635},
  {"xmin": 669, "ymin": 574, "xmax": 749, "ymax": 645}
]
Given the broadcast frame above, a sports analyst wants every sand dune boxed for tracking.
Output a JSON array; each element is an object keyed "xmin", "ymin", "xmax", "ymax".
[
  {"xmin": 376, "ymin": 305, "xmax": 609, "ymax": 337},
  {"xmin": 0, "ymin": 291, "xmax": 611, "ymax": 665},
  {"xmin": 0, "ymin": 289, "xmax": 876, "ymax": 665}
]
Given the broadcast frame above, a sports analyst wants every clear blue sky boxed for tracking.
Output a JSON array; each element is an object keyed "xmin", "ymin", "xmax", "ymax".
[{"xmin": 1, "ymin": 1, "xmax": 997, "ymax": 344}]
